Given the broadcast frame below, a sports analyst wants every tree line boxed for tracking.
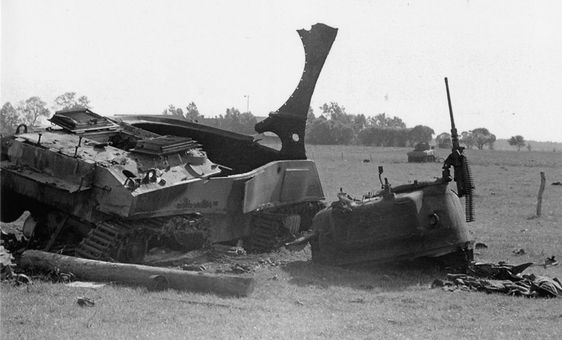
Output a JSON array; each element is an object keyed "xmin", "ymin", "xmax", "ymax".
[
  {"xmin": 1, "ymin": 92, "xmax": 91, "ymax": 135},
  {"xmin": 3, "ymin": 94, "xmax": 511, "ymax": 151},
  {"xmin": 305, "ymin": 102, "xmax": 436, "ymax": 147}
]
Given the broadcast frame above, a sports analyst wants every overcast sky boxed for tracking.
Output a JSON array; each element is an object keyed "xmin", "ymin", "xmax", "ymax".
[{"xmin": 2, "ymin": 0, "xmax": 561, "ymax": 142}]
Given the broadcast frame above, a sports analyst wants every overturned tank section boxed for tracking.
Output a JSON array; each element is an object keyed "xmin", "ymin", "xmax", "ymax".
[
  {"xmin": 0, "ymin": 23, "xmax": 338, "ymax": 263},
  {"xmin": 309, "ymin": 78, "xmax": 475, "ymax": 267}
]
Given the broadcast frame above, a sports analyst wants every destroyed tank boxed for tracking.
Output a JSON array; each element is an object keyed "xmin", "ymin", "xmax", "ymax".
[
  {"xmin": 407, "ymin": 142, "xmax": 436, "ymax": 162},
  {"xmin": 307, "ymin": 78, "xmax": 475, "ymax": 266},
  {"xmin": 0, "ymin": 23, "xmax": 338, "ymax": 263}
]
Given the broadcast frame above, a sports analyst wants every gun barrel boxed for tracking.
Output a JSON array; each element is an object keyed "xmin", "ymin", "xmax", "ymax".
[{"xmin": 444, "ymin": 77, "xmax": 459, "ymax": 147}]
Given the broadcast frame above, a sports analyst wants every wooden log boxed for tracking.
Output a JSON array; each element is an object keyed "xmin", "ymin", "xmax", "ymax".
[
  {"xmin": 536, "ymin": 171, "xmax": 546, "ymax": 217},
  {"xmin": 19, "ymin": 250, "xmax": 255, "ymax": 297}
]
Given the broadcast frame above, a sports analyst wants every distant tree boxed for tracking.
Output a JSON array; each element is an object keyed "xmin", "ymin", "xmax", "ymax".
[
  {"xmin": 0, "ymin": 102, "xmax": 21, "ymax": 135},
  {"xmin": 306, "ymin": 118, "xmax": 333, "ymax": 144},
  {"xmin": 460, "ymin": 131, "xmax": 475, "ymax": 149},
  {"xmin": 472, "ymin": 128, "xmax": 496, "ymax": 150},
  {"xmin": 306, "ymin": 106, "xmax": 315, "ymax": 122},
  {"xmin": 488, "ymin": 133, "xmax": 496, "ymax": 150},
  {"xmin": 17, "ymin": 97, "xmax": 50, "ymax": 127},
  {"xmin": 163, "ymin": 102, "xmax": 201, "ymax": 121},
  {"xmin": 357, "ymin": 127, "xmax": 409, "ymax": 147},
  {"xmin": 184, "ymin": 102, "xmax": 201, "ymax": 121},
  {"xmin": 435, "ymin": 132, "xmax": 452, "ymax": 149},
  {"xmin": 222, "ymin": 107, "xmax": 257, "ymax": 134},
  {"xmin": 320, "ymin": 102, "xmax": 352, "ymax": 124},
  {"xmin": 408, "ymin": 125, "xmax": 434, "ymax": 146},
  {"xmin": 53, "ymin": 92, "xmax": 91, "ymax": 111},
  {"xmin": 508, "ymin": 135, "xmax": 526, "ymax": 151},
  {"xmin": 352, "ymin": 114, "xmax": 367, "ymax": 134},
  {"xmin": 330, "ymin": 120, "xmax": 354, "ymax": 145},
  {"xmin": 162, "ymin": 104, "xmax": 185, "ymax": 118},
  {"xmin": 368, "ymin": 113, "xmax": 406, "ymax": 128}
]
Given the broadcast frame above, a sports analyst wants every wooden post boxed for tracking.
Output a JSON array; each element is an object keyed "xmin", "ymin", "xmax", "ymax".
[
  {"xmin": 536, "ymin": 171, "xmax": 546, "ymax": 217},
  {"xmin": 19, "ymin": 250, "xmax": 255, "ymax": 297}
]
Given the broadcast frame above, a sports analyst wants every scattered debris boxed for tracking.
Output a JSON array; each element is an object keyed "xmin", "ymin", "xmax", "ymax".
[
  {"xmin": 542, "ymin": 256, "xmax": 559, "ymax": 268},
  {"xmin": 475, "ymin": 242, "xmax": 488, "ymax": 250},
  {"xmin": 467, "ymin": 261, "xmax": 533, "ymax": 280},
  {"xmin": 433, "ymin": 261, "xmax": 562, "ymax": 298},
  {"xmin": 0, "ymin": 246, "xmax": 15, "ymax": 280},
  {"xmin": 512, "ymin": 248, "xmax": 526, "ymax": 256},
  {"xmin": 258, "ymin": 258, "xmax": 278, "ymax": 267},
  {"xmin": 213, "ymin": 244, "xmax": 247, "ymax": 256},
  {"xmin": 230, "ymin": 263, "xmax": 253, "ymax": 274},
  {"xmin": 349, "ymin": 297, "xmax": 365, "ymax": 303},
  {"xmin": 49, "ymin": 267, "xmax": 75, "ymax": 283},
  {"xmin": 76, "ymin": 297, "xmax": 95, "ymax": 307},
  {"xmin": 14, "ymin": 273, "xmax": 32, "ymax": 285}
]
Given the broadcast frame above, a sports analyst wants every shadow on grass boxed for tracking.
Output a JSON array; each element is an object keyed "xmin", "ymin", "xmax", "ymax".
[{"xmin": 281, "ymin": 258, "xmax": 447, "ymax": 292}]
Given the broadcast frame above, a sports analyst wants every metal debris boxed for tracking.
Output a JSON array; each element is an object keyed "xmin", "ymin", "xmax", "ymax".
[
  {"xmin": 0, "ymin": 245, "xmax": 15, "ymax": 280},
  {"xmin": 433, "ymin": 261, "xmax": 562, "ymax": 298},
  {"xmin": 512, "ymin": 248, "xmax": 526, "ymax": 256},
  {"xmin": 76, "ymin": 297, "xmax": 95, "ymax": 307},
  {"xmin": 475, "ymin": 242, "xmax": 488, "ymax": 250}
]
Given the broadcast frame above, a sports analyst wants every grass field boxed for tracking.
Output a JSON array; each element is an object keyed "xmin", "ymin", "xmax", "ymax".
[{"xmin": 2, "ymin": 145, "xmax": 562, "ymax": 339}]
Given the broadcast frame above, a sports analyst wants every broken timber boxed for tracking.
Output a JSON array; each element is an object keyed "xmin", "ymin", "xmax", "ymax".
[{"xmin": 19, "ymin": 250, "xmax": 255, "ymax": 297}]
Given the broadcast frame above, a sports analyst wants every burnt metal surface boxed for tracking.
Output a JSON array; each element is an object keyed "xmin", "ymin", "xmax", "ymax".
[
  {"xmin": 311, "ymin": 181, "xmax": 473, "ymax": 266},
  {"xmin": 1, "ymin": 24, "xmax": 334, "ymax": 264},
  {"xmin": 255, "ymin": 23, "xmax": 338, "ymax": 159}
]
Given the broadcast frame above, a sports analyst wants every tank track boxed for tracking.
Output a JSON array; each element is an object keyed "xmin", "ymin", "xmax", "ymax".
[
  {"xmin": 247, "ymin": 201, "xmax": 325, "ymax": 252},
  {"xmin": 75, "ymin": 215, "xmax": 206, "ymax": 263}
]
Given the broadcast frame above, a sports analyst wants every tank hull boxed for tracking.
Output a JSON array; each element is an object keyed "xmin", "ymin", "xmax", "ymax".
[{"xmin": 310, "ymin": 181, "xmax": 472, "ymax": 266}]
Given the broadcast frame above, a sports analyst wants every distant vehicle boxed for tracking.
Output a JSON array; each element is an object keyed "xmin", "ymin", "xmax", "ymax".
[
  {"xmin": 407, "ymin": 142, "xmax": 436, "ymax": 162},
  {"xmin": 0, "ymin": 23, "xmax": 337, "ymax": 263}
]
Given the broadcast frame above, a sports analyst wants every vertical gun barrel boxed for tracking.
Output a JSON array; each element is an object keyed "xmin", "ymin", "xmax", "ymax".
[{"xmin": 444, "ymin": 77, "xmax": 459, "ymax": 148}]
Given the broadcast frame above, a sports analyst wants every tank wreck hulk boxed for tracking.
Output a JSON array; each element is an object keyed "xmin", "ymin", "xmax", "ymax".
[
  {"xmin": 305, "ymin": 78, "xmax": 475, "ymax": 267},
  {"xmin": 0, "ymin": 23, "xmax": 338, "ymax": 263},
  {"xmin": 407, "ymin": 142, "xmax": 436, "ymax": 162}
]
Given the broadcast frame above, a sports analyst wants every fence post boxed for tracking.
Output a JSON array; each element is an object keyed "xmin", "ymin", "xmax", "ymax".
[{"xmin": 536, "ymin": 171, "xmax": 546, "ymax": 217}]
